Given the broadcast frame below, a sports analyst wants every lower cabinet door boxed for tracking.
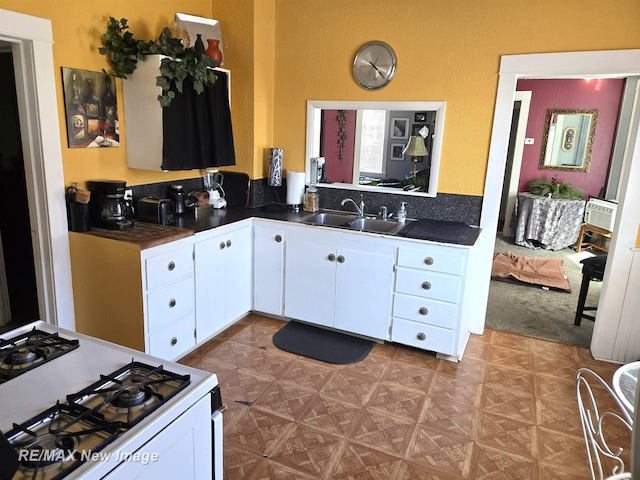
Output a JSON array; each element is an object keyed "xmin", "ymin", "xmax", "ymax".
[
  {"xmin": 391, "ymin": 318, "xmax": 455, "ymax": 355},
  {"xmin": 284, "ymin": 240, "xmax": 336, "ymax": 328},
  {"xmin": 334, "ymin": 247, "xmax": 393, "ymax": 340},
  {"xmin": 148, "ymin": 314, "xmax": 196, "ymax": 360}
]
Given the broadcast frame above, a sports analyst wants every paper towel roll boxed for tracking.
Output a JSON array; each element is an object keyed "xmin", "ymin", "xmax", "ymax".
[
  {"xmin": 268, "ymin": 148, "xmax": 283, "ymax": 186},
  {"xmin": 286, "ymin": 171, "xmax": 306, "ymax": 205}
]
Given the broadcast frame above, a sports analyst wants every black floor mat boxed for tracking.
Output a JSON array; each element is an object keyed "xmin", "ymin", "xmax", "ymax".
[{"xmin": 273, "ymin": 321, "xmax": 374, "ymax": 364}]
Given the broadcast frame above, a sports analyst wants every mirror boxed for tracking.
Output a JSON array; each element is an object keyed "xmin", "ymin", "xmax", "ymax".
[
  {"xmin": 306, "ymin": 101, "xmax": 446, "ymax": 197},
  {"xmin": 539, "ymin": 108, "xmax": 598, "ymax": 172}
]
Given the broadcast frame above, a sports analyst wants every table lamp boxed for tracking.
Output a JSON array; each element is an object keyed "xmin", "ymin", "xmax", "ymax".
[{"xmin": 402, "ymin": 135, "xmax": 428, "ymax": 179}]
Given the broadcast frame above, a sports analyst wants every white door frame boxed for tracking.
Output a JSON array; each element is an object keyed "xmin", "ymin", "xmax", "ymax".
[
  {"xmin": 0, "ymin": 9, "xmax": 75, "ymax": 330},
  {"xmin": 501, "ymin": 90, "xmax": 531, "ymax": 237},
  {"xmin": 478, "ymin": 49, "xmax": 640, "ymax": 363}
]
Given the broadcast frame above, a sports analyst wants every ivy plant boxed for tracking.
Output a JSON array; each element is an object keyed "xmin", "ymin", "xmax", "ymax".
[{"xmin": 99, "ymin": 17, "xmax": 218, "ymax": 107}]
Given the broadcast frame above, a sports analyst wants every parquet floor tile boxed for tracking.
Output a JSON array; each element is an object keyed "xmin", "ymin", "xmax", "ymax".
[{"xmin": 180, "ymin": 314, "xmax": 628, "ymax": 479}]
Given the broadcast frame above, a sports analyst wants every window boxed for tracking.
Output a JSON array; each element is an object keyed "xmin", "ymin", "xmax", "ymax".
[{"xmin": 357, "ymin": 110, "xmax": 387, "ymax": 174}]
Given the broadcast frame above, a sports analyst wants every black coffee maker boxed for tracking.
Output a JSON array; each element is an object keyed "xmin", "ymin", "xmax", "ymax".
[{"xmin": 87, "ymin": 180, "xmax": 134, "ymax": 230}]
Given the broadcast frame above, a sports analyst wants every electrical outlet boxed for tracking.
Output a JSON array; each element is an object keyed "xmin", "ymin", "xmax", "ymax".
[{"xmin": 124, "ymin": 189, "xmax": 133, "ymax": 200}]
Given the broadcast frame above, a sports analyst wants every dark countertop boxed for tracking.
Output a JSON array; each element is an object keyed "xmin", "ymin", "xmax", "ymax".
[{"xmin": 81, "ymin": 205, "xmax": 481, "ymax": 249}]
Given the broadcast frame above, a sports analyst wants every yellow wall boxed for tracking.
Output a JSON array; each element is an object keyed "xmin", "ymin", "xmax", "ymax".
[
  {"xmin": 2, "ymin": 0, "xmax": 640, "ymax": 195},
  {"xmin": 268, "ymin": 0, "xmax": 640, "ymax": 195}
]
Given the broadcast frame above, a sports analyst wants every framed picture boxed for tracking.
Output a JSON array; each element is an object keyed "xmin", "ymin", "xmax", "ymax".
[
  {"xmin": 390, "ymin": 143, "xmax": 406, "ymax": 161},
  {"xmin": 412, "ymin": 123, "xmax": 426, "ymax": 137},
  {"xmin": 390, "ymin": 118, "xmax": 409, "ymax": 139},
  {"xmin": 414, "ymin": 112, "xmax": 427, "ymax": 123},
  {"xmin": 62, "ymin": 67, "xmax": 119, "ymax": 148}
]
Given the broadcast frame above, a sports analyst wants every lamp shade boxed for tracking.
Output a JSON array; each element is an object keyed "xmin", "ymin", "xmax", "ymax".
[{"xmin": 402, "ymin": 136, "xmax": 428, "ymax": 157}]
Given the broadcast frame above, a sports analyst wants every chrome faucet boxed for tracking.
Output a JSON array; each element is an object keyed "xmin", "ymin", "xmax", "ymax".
[
  {"xmin": 379, "ymin": 206, "xmax": 392, "ymax": 219},
  {"xmin": 341, "ymin": 197, "xmax": 365, "ymax": 216}
]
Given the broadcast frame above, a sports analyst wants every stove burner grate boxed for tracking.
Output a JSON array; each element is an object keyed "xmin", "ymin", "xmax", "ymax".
[
  {"xmin": 4, "ymin": 402, "xmax": 120, "ymax": 479},
  {"xmin": 0, "ymin": 329, "xmax": 79, "ymax": 383},
  {"xmin": 67, "ymin": 361, "xmax": 191, "ymax": 428}
]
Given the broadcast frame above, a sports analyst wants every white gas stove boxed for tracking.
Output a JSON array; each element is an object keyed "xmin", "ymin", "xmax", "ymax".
[{"xmin": 0, "ymin": 321, "xmax": 222, "ymax": 480}]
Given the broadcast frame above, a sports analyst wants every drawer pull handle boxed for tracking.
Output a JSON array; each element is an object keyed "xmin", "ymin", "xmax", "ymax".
[
  {"xmin": 419, "ymin": 307, "xmax": 429, "ymax": 316},
  {"xmin": 168, "ymin": 298, "xmax": 176, "ymax": 308},
  {"xmin": 275, "ymin": 234, "xmax": 282, "ymax": 243},
  {"xmin": 219, "ymin": 241, "xmax": 226, "ymax": 250},
  {"xmin": 417, "ymin": 332, "xmax": 426, "ymax": 341},
  {"xmin": 421, "ymin": 281, "xmax": 432, "ymax": 290},
  {"xmin": 424, "ymin": 257, "xmax": 434, "ymax": 266},
  {"xmin": 226, "ymin": 240, "xmax": 232, "ymax": 248},
  {"xmin": 337, "ymin": 255, "xmax": 345, "ymax": 263},
  {"xmin": 327, "ymin": 254, "xmax": 336, "ymax": 262},
  {"xmin": 170, "ymin": 337, "xmax": 178, "ymax": 346},
  {"xmin": 167, "ymin": 261, "xmax": 176, "ymax": 271}
]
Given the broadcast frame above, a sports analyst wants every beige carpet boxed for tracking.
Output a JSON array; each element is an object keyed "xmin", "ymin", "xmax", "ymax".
[{"xmin": 486, "ymin": 234, "xmax": 599, "ymax": 348}]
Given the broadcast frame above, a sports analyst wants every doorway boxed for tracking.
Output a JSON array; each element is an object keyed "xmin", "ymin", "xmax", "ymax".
[
  {"xmin": 479, "ymin": 49, "xmax": 640, "ymax": 364},
  {"xmin": 0, "ymin": 9, "xmax": 75, "ymax": 331},
  {"xmin": 0, "ymin": 50, "xmax": 39, "ymax": 331}
]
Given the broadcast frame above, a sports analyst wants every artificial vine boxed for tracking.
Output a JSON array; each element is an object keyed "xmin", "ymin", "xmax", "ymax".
[{"xmin": 99, "ymin": 17, "xmax": 219, "ymax": 107}]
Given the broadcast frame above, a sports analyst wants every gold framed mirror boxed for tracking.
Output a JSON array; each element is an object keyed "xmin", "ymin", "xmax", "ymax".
[{"xmin": 539, "ymin": 108, "xmax": 598, "ymax": 172}]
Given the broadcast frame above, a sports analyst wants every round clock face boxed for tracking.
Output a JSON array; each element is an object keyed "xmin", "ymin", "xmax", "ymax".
[{"xmin": 353, "ymin": 41, "xmax": 397, "ymax": 90}]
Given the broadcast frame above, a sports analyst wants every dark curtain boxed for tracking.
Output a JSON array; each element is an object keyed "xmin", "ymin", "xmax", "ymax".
[{"xmin": 162, "ymin": 70, "xmax": 235, "ymax": 170}]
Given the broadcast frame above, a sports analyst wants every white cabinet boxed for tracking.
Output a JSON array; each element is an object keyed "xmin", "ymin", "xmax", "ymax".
[
  {"xmin": 69, "ymin": 234, "xmax": 197, "ymax": 361},
  {"xmin": 391, "ymin": 241, "xmax": 473, "ymax": 361},
  {"xmin": 284, "ymin": 226, "xmax": 394, "ymax": 340},
  {"xmin": 194, "ymin": 222, "xmax": 252, "ymax": 342},
  {"xmin": 142, "ymin": 242, "xmax": 196, "ymax": 359},
  {"xmin": 253, "ymin": 222, "xmax": 285, "ymax": 316}
]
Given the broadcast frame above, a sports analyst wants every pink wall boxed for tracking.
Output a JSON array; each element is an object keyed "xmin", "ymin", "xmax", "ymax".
[
  {"xmin": 516, "ymin": 78, "xmax": 624, "ymax": 199},
  {"xmin": 321, "ymin": 110, "xmax": 356, "ymax": 184}
]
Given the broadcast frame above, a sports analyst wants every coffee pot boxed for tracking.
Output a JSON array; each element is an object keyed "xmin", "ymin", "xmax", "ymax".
[{"xmin": 87, "ymin": 180, "xmax": 134, "ymax": 230}]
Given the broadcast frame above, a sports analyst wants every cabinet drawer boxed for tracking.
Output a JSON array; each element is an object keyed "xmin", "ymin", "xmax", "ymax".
[
  {"xmin": 145, "ymin": 246, "xmax": 193, "ymax": 291},
  {"xmin": 397, "ymin": 245, "xmax": 465, "ymax": 275},
  {"xmin": 395, "ymin": 268, "xmax": 461, "ymax": 303},
  {"xmin": 148, "ymin": 314, "xmax": 196, "ymax": 360},
  {"xmin": 147, "ymin": 276, "xmax": 195, "ymax": 333},
  {"xmin": 391, "ymin": 318, "xmax": 455, "ymax": 355},
  {"xmin": 392, "ymin": 293, "xmax": 458, "ymax": 329}
]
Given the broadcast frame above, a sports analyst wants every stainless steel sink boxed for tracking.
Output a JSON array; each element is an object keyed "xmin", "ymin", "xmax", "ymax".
[
  {"xmin": 346, "ymin": 217, "xmax": 405, "ymax": 234},
  {"xmin": 300, "ymin": 211, "xmax": 359, "ymax": 227},
  {"xmin": 299, "ymin": 211, "xmax": 406, "ymax": 235}
]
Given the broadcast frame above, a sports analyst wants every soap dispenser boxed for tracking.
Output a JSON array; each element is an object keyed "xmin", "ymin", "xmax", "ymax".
[{"xmin": 397, "ymin": 202, "xmax": 407, "ymax": 223}]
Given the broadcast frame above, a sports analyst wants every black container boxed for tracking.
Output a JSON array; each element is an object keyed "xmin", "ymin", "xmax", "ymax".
[
  {"xmin": 67, "ymin": 201, "xmax": 91, "ymax": 232},
  {"xmin": 170, "ymin": 184, "xmax": 186, "ymax": 215}
]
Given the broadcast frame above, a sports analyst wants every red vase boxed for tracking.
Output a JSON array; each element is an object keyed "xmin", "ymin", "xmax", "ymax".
[{"xmin": 205, "ymin": 39, "xmax": 222, "ymax": 64}]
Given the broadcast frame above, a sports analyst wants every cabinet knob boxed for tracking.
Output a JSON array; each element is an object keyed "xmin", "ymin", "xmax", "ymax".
[
  {"xmin": 167, "ymin": 261, "xmax": 176, "ymax": 271},
  {"xmin": 337, "ymin": 255, "xmax": 345, "ymax": 263},
  {"xmin": 170, "ymin": 337, "xmax": 178, "ymax": 346},
  {"xmin": 419, "ymin": 307, "xmax": 429, "ymax": 316},
  {"xmin": 226, "ymin": 240, "xmax": 232, "ymax": 248},
  {"xmin": 219, "ymin": 242, "xmax": 226, "ymax": 250},
  {"xmin": 327, "ymin": 254, "xmax": 336, "ymax": 262},
  {"xmin": 421, "ymin": 281, "xmax": 432, "ymax": 290},
  {"xmin": 424, "ymin": 257, "xmax": 434, "ymax": 266},
  {"xmin": 168, "ymin": 298, "xmax": 176, "ymax": 308},
  {"xmin": 275, "ymin": 234, "xmax": 282, "ymax": 243},
  {"xmin": 416, "ymin": 332, "xmax": 426, "ymax": 341}
]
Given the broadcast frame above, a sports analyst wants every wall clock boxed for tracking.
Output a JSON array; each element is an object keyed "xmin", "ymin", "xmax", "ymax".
[{"xmin": 353, "ymin": 41, "xmax": 397, "ymax": 90}]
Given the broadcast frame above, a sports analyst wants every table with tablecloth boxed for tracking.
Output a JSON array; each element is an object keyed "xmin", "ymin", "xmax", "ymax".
[{"xmin": 513, "ymin": 192, "xmax": 586, "ymax": 251}]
